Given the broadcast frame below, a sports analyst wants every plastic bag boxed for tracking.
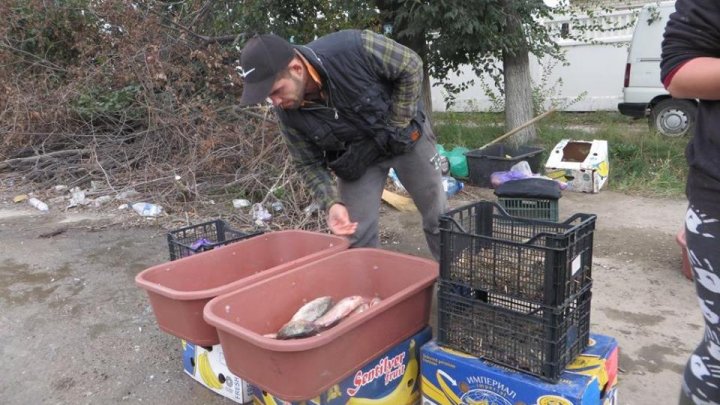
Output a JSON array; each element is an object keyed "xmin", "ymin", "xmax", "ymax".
[
  {"xmin": 490, "ymin": 171, "xmax": 530, "ymax": 188},
  {"xmin": 491, "ymin": 158, "xmax": 569, "ymax": 190},
  {"xmin": 447, "ymin": 147, "xmax": 470, "ymax": 178},
  {"xmin": 509, "ymin": 161, "xmax": 532, "ymax": 177},
  {"xmin": 132, "ymin": 202, "xmax": 163, "ymax": 217},
  {"xmin": 251, "ymin": 203, "xmax": 272, "ymax": 222},
  {"xmin": 190, "ymin": 238, "xmax": 213, "ymax": 252},
  {"xmin": 490, "ymin": 160, "xmax": 536, "ymax": 188}
]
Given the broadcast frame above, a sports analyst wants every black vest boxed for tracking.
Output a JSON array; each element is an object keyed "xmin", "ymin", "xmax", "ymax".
[{"xmin": 276, "ymin": 30, "xmax": 420, "ymax": 158}]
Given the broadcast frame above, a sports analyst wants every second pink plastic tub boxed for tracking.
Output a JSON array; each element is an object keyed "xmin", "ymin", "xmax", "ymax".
[{"xmin": 203, "ymin": 248, "xmax": 438, "ymax": 401}]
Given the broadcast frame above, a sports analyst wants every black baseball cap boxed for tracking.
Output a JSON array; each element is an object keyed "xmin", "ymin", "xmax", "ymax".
[{"xmin": 239, "ymin": 34, "xmax": 296, "ymax": 106}]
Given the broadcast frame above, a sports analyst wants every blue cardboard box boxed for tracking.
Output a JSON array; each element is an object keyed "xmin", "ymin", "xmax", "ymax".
[
  {"xmin": 253, "ymin": 326, "xmax": 432, "ymax": 405},
  {"xmin": 421, "ymin": 333, "xmax": 618, "ymax": 405}
]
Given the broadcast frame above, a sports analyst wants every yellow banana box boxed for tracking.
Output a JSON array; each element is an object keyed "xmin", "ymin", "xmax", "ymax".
[
  {"xmin": 252, "ymin": 326, "xmax": 432, "ymax": 405},
  {"xmin": 182, "ymin": 339, "xmax": 253, "ymax": 404},
  {"xmin": 544, "ymin": 139, "xmax": 609, "ymax": 193},
  {"xmin": 421, "ymin": 333, "xmax": 618, "ymax": 405}
]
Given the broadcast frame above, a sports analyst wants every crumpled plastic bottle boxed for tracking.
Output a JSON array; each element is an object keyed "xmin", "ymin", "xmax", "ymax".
[
  {"xmin": 28, "ymin": 197, "xmax": 49, "ymax": 212},
  {"xmin": 442, "ymin": 176, "xmax": 464, "ymax": 197},
  {"xmin": 388, "ymin": 168, "xmax": 406, "ymax": 191},
  {"xmin": 131, "ymin": 202, "xmax": 163, "ymax": 217}
]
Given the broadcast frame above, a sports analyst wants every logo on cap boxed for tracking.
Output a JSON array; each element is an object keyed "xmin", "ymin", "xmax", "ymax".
[{"xmin": 237, "ymin": 67, "xmax": 256, "ymax": 78}]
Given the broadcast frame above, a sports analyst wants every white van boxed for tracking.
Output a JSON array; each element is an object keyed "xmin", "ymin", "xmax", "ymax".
[{"xmin": 617, "ymin": 1, "xmax": 697, "ymax": 137}]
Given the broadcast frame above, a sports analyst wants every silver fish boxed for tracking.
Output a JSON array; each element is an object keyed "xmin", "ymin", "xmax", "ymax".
[
  {"xmin": 276, "ymin": 319, "xmax": 318, "ymax": 340},
  {"xmin": 350, "ymin": 296, "xmax": 382, "ymax": 315},
  {"xmin": 290, "ymin": 296, "xmax": 333, "ymax": 322},
  {"xmin": 350, "ymin": 302, "xmax": 370, "ymax": 316},
  {"xmin": 315, "ymin": 295, "xmax": 366, "ymax": 328}
]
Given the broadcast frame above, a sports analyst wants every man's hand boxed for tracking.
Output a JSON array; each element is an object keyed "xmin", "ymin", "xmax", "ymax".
[{"xmin": 327, "ymin": 203, "xmax": 357, "ymax": 236}]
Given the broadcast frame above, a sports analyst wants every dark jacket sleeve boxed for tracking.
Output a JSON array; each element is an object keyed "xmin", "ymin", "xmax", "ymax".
[{"xmin": 661, "ymin": 0, "xmax": 720, "ymax": 84}]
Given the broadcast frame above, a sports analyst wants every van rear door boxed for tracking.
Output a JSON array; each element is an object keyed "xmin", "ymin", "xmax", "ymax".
[{"xmin": 623, "ymin": 3, "xmax": 675, "ymax": 104}]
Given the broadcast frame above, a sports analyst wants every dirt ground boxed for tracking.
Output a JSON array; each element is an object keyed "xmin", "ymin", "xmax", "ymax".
[{"xmin": 0, "ymin": 185, "xmax": 699, "ymax": 404}]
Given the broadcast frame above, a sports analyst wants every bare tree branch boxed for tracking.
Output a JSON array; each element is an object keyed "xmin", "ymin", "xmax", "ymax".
[
  {"xmin": 0, "ymin": 149, "xmax": 89, "ymax": 170},
  {"xmin": 148, "ymin": 8, "xmax": 247, "ymax": 45},
  {"xmin": 0, "ymin": 38, "xmax": 68, "ymax": 73}
]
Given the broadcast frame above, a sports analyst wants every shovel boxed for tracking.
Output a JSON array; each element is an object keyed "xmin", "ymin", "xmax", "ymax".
[{"xmin": 477, "ymin": 108, "xmax": 556, "ymax": 151}]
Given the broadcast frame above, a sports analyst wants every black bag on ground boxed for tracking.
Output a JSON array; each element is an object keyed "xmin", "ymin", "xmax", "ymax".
[{"xmin": 494, "ymin": 178, "xmax": 562, "ymax": 199}]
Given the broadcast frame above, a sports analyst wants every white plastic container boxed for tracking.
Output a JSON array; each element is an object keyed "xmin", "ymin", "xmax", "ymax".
[{"xmin": 28, "ymin": 198, "xmax": 49, "ymax": 212}]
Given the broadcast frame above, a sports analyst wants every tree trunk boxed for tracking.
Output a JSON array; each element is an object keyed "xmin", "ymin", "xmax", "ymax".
[{"xmin": 503, "ymin": 11, "xmax": 536, "ymax": 146}]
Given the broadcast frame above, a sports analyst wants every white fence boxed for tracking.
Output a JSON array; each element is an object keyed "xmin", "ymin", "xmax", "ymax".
[{"xmin": 430, "ymin": 7, "xmax": 639, "ymax": 112}]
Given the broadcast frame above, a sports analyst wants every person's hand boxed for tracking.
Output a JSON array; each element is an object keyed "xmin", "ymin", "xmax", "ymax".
[{"xmin": 327, "ymin": 203, "xmax": 357, "ymax": 236}]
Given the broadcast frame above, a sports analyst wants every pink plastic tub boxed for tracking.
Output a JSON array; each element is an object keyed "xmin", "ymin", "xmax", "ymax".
[
  {"xmin": 203, "ymin": 248, "xmax": 438, "ymax": 401},
  {"xmin": 676, "ymin": 228, "xmax": 693, "ymax": 280},
  {"xmin": 135, "ymin": 230, "xmax": 348, "ymax": 346}
]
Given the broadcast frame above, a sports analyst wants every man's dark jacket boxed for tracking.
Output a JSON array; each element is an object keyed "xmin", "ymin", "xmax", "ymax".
[{"xmin": 275, "ymin": 30, "xmax": 423, "ymax": 175}]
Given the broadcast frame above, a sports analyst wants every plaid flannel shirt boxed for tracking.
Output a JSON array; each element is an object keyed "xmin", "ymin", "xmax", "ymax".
[{"xmin": 279, "ymin": 30, "xmax": 423, "ymax": 210}]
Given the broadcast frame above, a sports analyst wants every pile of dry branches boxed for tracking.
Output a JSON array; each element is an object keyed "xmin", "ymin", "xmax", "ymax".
[{"xmin": 0, "ymin": 1, "xmax": 324, "ymax": 231}]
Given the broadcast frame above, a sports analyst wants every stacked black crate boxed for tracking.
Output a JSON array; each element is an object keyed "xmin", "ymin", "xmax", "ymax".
[
  {"xmin": 494, "ymin": 178, "xmax": 563, "ymax": 222},
  {"xmin": 436, "ymin": 201, "xmax": 596, "ymax": 382}
]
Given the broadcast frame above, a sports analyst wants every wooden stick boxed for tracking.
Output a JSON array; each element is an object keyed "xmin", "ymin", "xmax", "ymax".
[
  {"xmin": 381, "ymin": 189, "xmax": 417, "ymax": 212},
  {"xmin": 0, "ymin": 149, "xmax": 89, "ymax": 170},
  {"xmin": 478, "ymin": 109, "xmax": 556, "ymax": 150}
]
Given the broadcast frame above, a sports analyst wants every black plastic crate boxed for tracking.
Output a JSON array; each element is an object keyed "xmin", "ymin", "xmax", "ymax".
[
  {"xmin": 465, "ymin": 144, "xmax": 545, "ymax": 187},
  {"xmin": 439, "ymin": 201, "xmax": 595, "ymax": 307},
  {"xmin": 167, "ymin": 220, "xmax": 262, "ymax": 261},
  {"xmin": 497, "ymin": 197, "xmax": 559, "ymax": 221},
  {"xmin": 494, "ymin": 178, "xmax": 561, "ymax": 221},
  {"xmin": 437, "ymin": 279, "xmax": 591, "ymax": 382}
]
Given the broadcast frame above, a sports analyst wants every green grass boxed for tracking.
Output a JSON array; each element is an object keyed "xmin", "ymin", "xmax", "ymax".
[{"xmin": 432, "ymin": 111, "xmax": 688, "ymax": 197}]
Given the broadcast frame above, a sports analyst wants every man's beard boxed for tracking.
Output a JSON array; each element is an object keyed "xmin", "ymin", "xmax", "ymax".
[{"xmin": 280, "ymin": 75, "xmax": 306, "ymax": 110}]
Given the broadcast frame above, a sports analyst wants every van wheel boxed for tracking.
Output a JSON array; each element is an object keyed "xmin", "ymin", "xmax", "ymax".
[{"xmin": 649, "ymin": 98, "xmax": 696, "ymax": 137}]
